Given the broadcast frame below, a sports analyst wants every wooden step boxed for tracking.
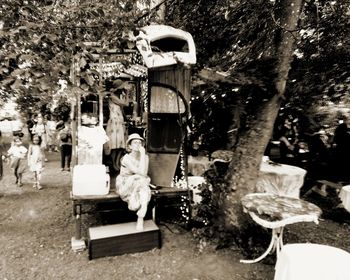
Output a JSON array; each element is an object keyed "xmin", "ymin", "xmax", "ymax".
[
  {"xmin": 317, "ymin": 180, "xmax": 343, "ymax": 190},
  {"xmin": 88, "ymin": 220, "xmax": 161, "ymax": 260}
]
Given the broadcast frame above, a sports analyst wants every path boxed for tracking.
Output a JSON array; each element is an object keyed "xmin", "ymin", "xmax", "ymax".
[{"xmin": 0, "ymin": 147, "xmax": 275, "ymax": 280}]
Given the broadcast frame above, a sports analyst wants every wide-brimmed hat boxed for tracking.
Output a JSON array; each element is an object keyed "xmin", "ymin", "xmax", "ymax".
[
  {"xmin": 113, "ymin": 79, "xmax": 128, "ymax": 89},
  {"xmin": 126, "ymin": 133, "xmax": 145, "ymax": 146}
]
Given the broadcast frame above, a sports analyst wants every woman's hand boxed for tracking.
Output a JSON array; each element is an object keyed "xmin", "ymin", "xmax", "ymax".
[{"xmin": 138, "ymin": 145, "xmax": 145, "ymax": 154}]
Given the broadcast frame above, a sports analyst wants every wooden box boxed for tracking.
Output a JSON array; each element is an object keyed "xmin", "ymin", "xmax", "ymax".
[{"xmin": 88, "ymin": 220, "xmax": 161, "ymax": 260}]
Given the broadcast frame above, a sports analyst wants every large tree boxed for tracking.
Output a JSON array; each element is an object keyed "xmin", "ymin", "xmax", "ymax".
[
  {"xmin": 167, "ymin": 0, "xmax": 349, "ymax": 248},
  {"xmin": 223, "ymin": 0, "xmax": 304, "ymax": 230},
  {"xmin": 167, "ymin": 0, "xmax": 304, "ymax": 240}
]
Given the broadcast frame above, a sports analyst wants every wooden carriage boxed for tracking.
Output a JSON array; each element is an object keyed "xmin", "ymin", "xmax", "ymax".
[{"xmin": 69, "ymin": 25, "xmax": 196, "ymax": 254}]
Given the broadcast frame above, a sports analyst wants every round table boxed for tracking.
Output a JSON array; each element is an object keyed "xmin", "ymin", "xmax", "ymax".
[
  {"xmin": 240, "ymin": 193, "xmax": 322, "ymax": 264},
  {"xmin": 256, "ymin": 162, "xmax": 307, "ymax": 198}
]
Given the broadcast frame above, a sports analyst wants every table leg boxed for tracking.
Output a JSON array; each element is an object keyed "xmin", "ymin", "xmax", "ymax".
[
  {"xmin": 71, "ymin": 203, "xmax": 86, "ymax": 252},
  {"xmin": 240, "ymin": 227, "xmax": 283, "ymax": 264},
  {"xmin": 276, "ymin": 227, "xmax": 284, "ymax": 258},
  {"xmin": 74, "ymin": 204, "xmax": 82, "ymax": 240}
]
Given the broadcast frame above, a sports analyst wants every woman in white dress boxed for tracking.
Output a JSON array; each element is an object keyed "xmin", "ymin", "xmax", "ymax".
[
  {"xmin": 105, "ymin": 88, "xmax": 128, "ymax": 154},
  {"xmin": 116, "ymin": 133, "xmax": 151, "ymax": 231}
]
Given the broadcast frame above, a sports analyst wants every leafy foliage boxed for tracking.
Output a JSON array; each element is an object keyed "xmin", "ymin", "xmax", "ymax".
[
  {"xmin": 166, "ymin": 0, "xmax": 350, "ymax": 148},
  {"xmin": 0, "ymin": 0, "xmax": 153, "ymax": 116},
  {"xmin": 284, "ymin": 0, "xmax": 350, "ymax": 131},
  {"xmin": 167, "ymin": 0, "xmax": 276, "ymax": 72},
  {"xmin": 167, "ymin": 0, "xmax": 350, "ymax": 249}
]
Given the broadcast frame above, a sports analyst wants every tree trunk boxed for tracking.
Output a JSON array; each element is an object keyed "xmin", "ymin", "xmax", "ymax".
[{"xmin": 222, "ymin": 0, "xmax": 305, "ymax": 231}]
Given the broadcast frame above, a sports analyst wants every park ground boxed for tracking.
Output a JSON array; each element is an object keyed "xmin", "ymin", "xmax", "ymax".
[{"xmin": 1, "ymin": 132, "xmax": 350, "ymax": 280}]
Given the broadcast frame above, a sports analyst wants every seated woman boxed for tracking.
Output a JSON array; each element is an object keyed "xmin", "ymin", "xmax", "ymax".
[{"xmin": 116, "ymin": 133, "xmax": 151, "ymax": 231}]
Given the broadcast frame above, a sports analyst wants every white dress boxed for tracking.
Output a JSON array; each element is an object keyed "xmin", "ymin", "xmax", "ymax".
[
  {"xmin": 105, "ymin": 93, "xmax": 128, "ymax": 153},
  {"xmin": 116, "ymin": 154, "xmax": 151, "ymax": 217},
  {"xmin": 28, "ymin": 145, "xmax": 43, "ymax": 172}
]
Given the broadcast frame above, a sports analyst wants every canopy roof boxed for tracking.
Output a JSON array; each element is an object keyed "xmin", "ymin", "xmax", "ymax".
[{"xmin": 135, "ymin": 25, "xmax": 196, "ymax": 69}]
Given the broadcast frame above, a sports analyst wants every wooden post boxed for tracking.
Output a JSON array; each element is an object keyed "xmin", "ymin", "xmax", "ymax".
[{"xmin": 98, "ymin": 56, "xmax": 104, "ymax": 128}]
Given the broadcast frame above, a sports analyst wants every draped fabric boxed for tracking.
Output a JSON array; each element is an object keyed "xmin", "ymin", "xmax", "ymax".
[{"xmin": 116, "ymin": 154, "xmax": 151, "ymax": 217}]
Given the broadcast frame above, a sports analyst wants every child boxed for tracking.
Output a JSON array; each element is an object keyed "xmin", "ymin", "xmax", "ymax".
[
  {"xmin": 27, "ymin": 134, "xmax": 44, "ymax": 190},
  {"xmin": 32, "ymin": 115, "xmax": 48, "ymax": 161},
  {"xmin": 7, "ymin": 137, "xmax": 28, "ymax": 187}
]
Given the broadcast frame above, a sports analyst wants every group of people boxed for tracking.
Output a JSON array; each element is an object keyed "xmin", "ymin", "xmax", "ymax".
[
  {"xmin": 1, "ymin": 113, "xmax": 151, "ymax": 231},
  {"xmin": 0, "ymin": 114, "xmax": 73, "ymax": 189},
  {"xmin": 308, "ymin": 118, "xmax": 350, "ymax": 182},
  {"xmin": 273, "ymin": 114, "xmax": 350, "ymax": 183},
  {"xmin": 1, "ymin": 132, "xmax": 44, "ymax": 189}
]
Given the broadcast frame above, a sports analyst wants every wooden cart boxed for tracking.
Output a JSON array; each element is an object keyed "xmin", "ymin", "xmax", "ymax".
[{"xmin": 69, "ymin": 25, "xmax": 197, "ymax": 253}]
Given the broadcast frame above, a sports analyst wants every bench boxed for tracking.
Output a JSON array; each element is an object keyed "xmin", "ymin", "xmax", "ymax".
[
  {"xmin": 70, "ymin": 187, "xmax": 192, "ymax": 251},
  {"xmin": 304, "ymin": 180, "xmax": 343, "ymax": 197}
]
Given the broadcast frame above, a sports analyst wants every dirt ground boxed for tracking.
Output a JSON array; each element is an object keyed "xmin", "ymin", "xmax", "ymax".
[{"xmin": 1, "ymin": 135, "xmax": 350, "ymax": 280}]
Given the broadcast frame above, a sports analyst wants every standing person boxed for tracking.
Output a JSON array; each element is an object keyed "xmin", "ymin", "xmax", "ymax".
[
  {"xmin": 7, "ymin": 137, "xmax": 27, "ymax": 187},
  {"xmin": 105, "ymin": 84, "xmax": 128, "ymax": 154},
  {"xmin": 46, "ymin": 115, "xmax": 58, "ymax": 152},
  {"xmin": 11, "ymin": 116, "xmax": 24, "ymax": 137},
  {"xmin": 32, "ymin": 115, "xmax": 48, "ymax": 161},
  {"xmin": 307, "ymin": 128, "xmax": 332, "ymax": 181},
  {"xmin": 278, "ymin": 116, "xmax": 298, "ymax": 164},
  {"xmin": 27, "ymin": 135, "xmax": 44, "ymax": 190},
  {"xmin": 57, "ymin": 121, "xmax": 72, "ymax": 172},
  {"xmin": 0, "ymin": 131, "xmax": 5, "ymax": 181},
  {"xmin": 26, "ymin": 113, "xmax": 36, "ymax": 141},
  {"xmin": 115, "ymin": 133, "xmax": 152, "ymax": 231},
  {"xmin": 331, "ymin": 118, "xmax": 350, "ymax": 181},
  {"xmin": 104, "ymin": 86, "xmax": 129, "ymax": 187}
]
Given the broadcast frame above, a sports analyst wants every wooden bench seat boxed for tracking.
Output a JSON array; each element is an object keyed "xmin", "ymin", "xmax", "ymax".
[
  {"xmin": 304, "ymin": 180, "xmax": 343, "ymax": 197},
  {"xmin": 70, "ymin": 187, "xmax": 192, "ymax": 252}
]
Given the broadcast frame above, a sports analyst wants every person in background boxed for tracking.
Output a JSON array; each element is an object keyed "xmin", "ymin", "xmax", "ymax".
[
  {"xmin": 308, "ymin": 127, "xmax": 332, "ymax": 181},
  {"xmin": 115, "ymin": 133, "xmax": 151, "ymax": 231},
  {"xmin": 11, "ymin": 116, "xmax": 24, "ymax": 137},
  {"xmin": 7, "ymin": 137, "xmax": 27, "ymax": 187},
  {"xmin": 31, "ymin": 115, "xmax": 48, "ymax": 161},
  {"xmin": 46, "ymin": 115, "xmax": 58, "ymax": 152},
  {"xmin": 278, "ymin": 116, "xmax": 298, "ymax": 164},
  {"xmin": 331, "ymin": 118, "xmax": 350, "ymax": 182},
  {"xmin": 57, "ymin": 121, "xmax": 72, "ymax": 172},
  {"xmin": 0, "ymin": 131, "xmax": 4, "ymax": 181},
  {"xmin": 27, "ymin": 134, "xmax": 44, "ymax": 190},
  {"xmin": 26, "ymin": 113, "xmax": 36, "ymax": 141}
]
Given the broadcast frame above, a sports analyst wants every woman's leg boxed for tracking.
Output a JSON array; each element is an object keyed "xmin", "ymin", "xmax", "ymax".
[
  {"xmin": 14, "ymin": 163, "xmax": 19, "ymax": 184},
  {"xmin": 66, "ymin": 146, "xmax": 72, "ymax": 170},
  {"xmin": 60, "ymin": 146, "xmax": 65, "ymax": 169},
  {"xmin": 136, "ymin": 186, "xmax": 151, "ymax": 230},
  {"xmin": 17, "ymin": 173, "xmax": 23, "ymax": 187}
]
